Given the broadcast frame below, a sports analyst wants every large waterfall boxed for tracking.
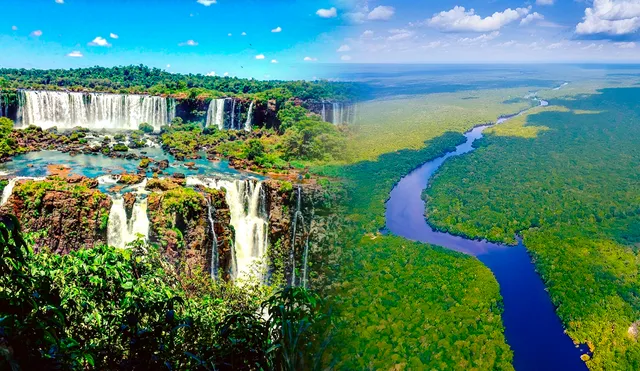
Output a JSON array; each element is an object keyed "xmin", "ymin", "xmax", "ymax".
[
  {"xmin": 319, "ymin": 101, "xmax": 357, "ymax": 125},
  {"xmin": 188, "ymin": 177, "xmax": 268, "ymax": 281},
  {"xmin": 244, "ymin": 101, "xmax": 254, "ymax": 132},
  {"xmin": 205, "ymin": 99, "xmax": 226, "ymax": 130},
  {"xmin": 16, "ymin": 90, "xmax": 175, "ymax": 131},
  {"xmin": 205, "ymin": 98, "xmax": 249, "ymax": 131},
  {"xmin": 107, "ymin": 195, "xmax": 150, "ymax": 248}
]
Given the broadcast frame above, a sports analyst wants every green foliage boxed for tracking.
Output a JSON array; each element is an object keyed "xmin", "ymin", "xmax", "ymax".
[
  {"xmin": 0, "ymin": 65, "xmax": 358, "ymax": 100},
  {"xmin": 277, "ymin": 102, "xmax": 310, "ymax": 132},
  {"xmin": 328, "ymin": 235, "xmax": 513, "ymax": 370},
  {"xmin": 0, "ymin": 117, "xmax": 18, "ymax": 158},
  {"xmin": 425, "ymin": 88, "xmax": 640, "ymax": 369},
  {"xmin": 0, "ymin": 218, "xmax": 327, "ymax": 370},
  {"xmin": 139, "ymin": 122, "xmax": 154, "ymax": 133},
  {"xmin": 111, "ymin": 143, "xmax": 129, "ymax": 152},
  {"xmin": 282, "ymin": 116, "xmax": 346, "ymax": 162}
]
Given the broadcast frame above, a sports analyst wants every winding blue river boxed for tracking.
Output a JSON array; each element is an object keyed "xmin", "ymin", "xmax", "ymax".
[{"xmin": 385, "ymin": 102, "xmax": 589, "ymax": 370}]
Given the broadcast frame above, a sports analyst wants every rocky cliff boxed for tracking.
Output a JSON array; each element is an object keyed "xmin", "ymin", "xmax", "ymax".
[{"xmin": 0, "ymin": 176, "xmax": 111, "ymax": 253}]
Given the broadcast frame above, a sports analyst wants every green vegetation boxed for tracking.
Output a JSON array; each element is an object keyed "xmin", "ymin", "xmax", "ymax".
[
  {"xmin": 0, "ymin": 65, "xmax": 357, "ymax": 100},
  {"xmin": 319, "ymin": 90, "xmax": 540, "ymax": 368},
  {"xmin": 0, "ymin": 117, "xmax": 18, "ymax": 158},
  {"xmin": 328, "ymin": 235, "xmax": 513, "ymax": 370},
  {"xmin": 160, "ymin": 108, "xmax": 345, "ymax": 172},
  {"xmin": 111, "ymin": 143, "xmax": 129, "ymax": 152},
  {"xmin": 0, "ymin": 215, "xmax": 327, "ymax": 370},
  {"xmin": 347, "ymin": 88, "xmax": 535, "ymax": 162},
  {"xmin": 139, "ymin": 122, "xmax": 154, "ymax": 133},
  {"xmin": 425, "ymin": 88, "xmax": 640, "ymax": 370}
]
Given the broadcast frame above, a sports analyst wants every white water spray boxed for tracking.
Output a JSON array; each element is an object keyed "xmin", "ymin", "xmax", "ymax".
[
  {"xmin": 17, "ymin": 90, "xmax": 175, "ymax": 131},
  {"xmin": 244, "ymin": 101, "xmax": 254, "ymax": 132},
  {"xmin": 107, "ymin": 195, "xmax": 150, "ymax": 248}
]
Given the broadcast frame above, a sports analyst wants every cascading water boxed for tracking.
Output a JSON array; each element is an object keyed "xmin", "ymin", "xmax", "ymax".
[
  {"xmin": 290, "ymin": 186, "xmax": 304, "ymax": 286},
  {"xmin": 16, "ymin": 90, "xmax": 175, "ymax": 131},
  {"xmin": 332, "ymin": 102, "xmax": 341, "ymax": 125},
  {"xmin": 107, "ymin": 195, "xmax": 150, "ymax": 248},
  {"xmin": 230, "ymin": 99, "xmax": 237, "ymax": 130},
  {"xmin": 188, "ymin": 177, "xmax": 269, "ymax": 281},
  {"xmin": 321, "ymin": 100, "xmax": 327, "ymax": 122},
  {"xmin": 206, "ymin": 198, "xmax": 220, "ymax": 280},
  {"xmin": 244, "ymin": 101, "xmax": 254, "ymax": 132},
  {"xmin": 205, "ymin": 99, "xmax": 227, "ymax": 130},
  {"xmin": 1, "ymin": 178, "xmax": 19, "ymax": 205}
]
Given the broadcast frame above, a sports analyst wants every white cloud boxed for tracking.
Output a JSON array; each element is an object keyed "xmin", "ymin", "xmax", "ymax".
[
  {"xmin": 272, "ymin": 26, "xmax": 282, "ymax": 33},
  {"xmin": 109, "ymin": 33, "xmax": 119, "ymax": 39},
  {"xmin": 458, "ymin": 31, "xmax": 500, "ymax": 44},
  {"xmin": 223, "ymin": 72, "xmax": 229, "ymax": 76},
  {"xmin": 576, "ymin": 0, "xmax": 640, "ymax": 36},
  {"xmin": 228, "ymin": 33, "xmax": 232, "ymax": 36},
  {"xmin": 179, "ymin": 39, "xmax": 198, "ymax": 46},
  {"xmin": 388, "ymin": 29, "xmax": 415, "ymax": 41},
  {"xmin": 616, "ymin": 41, "xmax": 637, "ymax": 48},
  {"xmin": 341, "ymin": 55, "xmax": 352, "ymax": 61},
  {"xmin": 55, "ymin": 0, "xmax": 64, "ymax": 3},
  {"xmin": 256, "ymin": 54, "xmax": 265, "ymax": 59},
  {"xmin": 197, "ymin": 0, "xmax": 216, "ymax": 6},
  {"xmin": 31, "ymin": 30, "xmax": 43, "ymax": 37},
  {"xmin": 271, "ymin": 59, "xmax": 278, "ymax": 63},
  {"xmin": 166, "ymin": 64, "xmax": 171, "ymax": 68},
  {"xmin": 362, "ymin": 30, "xmax": 374, "ymax": 37},
  {"xmin": 317, "ymin": 7, "xmax": 337, "ymax": 18},
  {"xmin": 304, "ymin": 56, "xmax": 318, "ymax": 61},
  {"xmin": 497, "ymin": 40, "xmax": 517, "ymax": 47},
  {"xmin": 89, "ymin": 36, "xmax": 112, "ymax": 47},
  {"xmin": 368, "ymin": 5, "xmax": 395, "ymax": 21},
  {"xmin": 581, "ymin": 42, "xmax": 603, "ymax": 50},
  {"xmin": 337, "ymin": 44, "xmax": 351, "ymax": 52},
  {"xmin": 547, "ymin": 42, "xmax": 563, "ymax": 49},
  {"xmin": 241, "ymin": 32, "xmax": 247, "ymax": 36},
  {"xmin": 521, "ymin": 12, "xmax": 544, "ymax": 26},
  {"xmin": 67, "ymin": 51, "xmax": 82, "ymax": 57},
  {"xmin": 206, "ymin": 71, "xmax": 216, "ymax": 76},
  {"xmin": 429, "ymin": 6, "xmax": 531, "ymax": 32},
  {"xmin": 11, "ymin": 26, "xmax": 17, "ymax": 31},
  {"xmin": 536, "ymin": 0, "xmax": 554, "ymax": 5}
]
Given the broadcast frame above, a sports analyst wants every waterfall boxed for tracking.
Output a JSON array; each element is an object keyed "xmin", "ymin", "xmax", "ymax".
[
  {"xmin": 244, "ymin": 101, "xmax": 254, "ymax": 132},
  {"xmin": 230, "ymin": 99, "xmax": 237, "ymax": 130},
  {"xmin": 290, "ymin": 186, "xmax": 304, "ymax": 286},
  {"xmin": 16, "ymin": 90, "xmax": 175, "ymax": 131},
  {"xmin": 1, "ymin": 178, "xmax": 19, "ymax": 205},
  {"xmin": 205, "ymin": 99, "xmax": 226, "ymax": 130},
  {"xmin": 332, "ymin": 102, "xmax": 343, "ymax": 125},
  {"xmin": 191, "ymin": 177, "xmax": 268, "ymax": 281},
  {"xmin": 207, "ymin": 198, "xmax": 220, "ymax": 280},
  {"xmin": 321, "ymin": 101, "xmax": 326, "ymax": 122},
  {"xmin": 107, "ymin": 195, "xmax": 150, "ymax": 248}
]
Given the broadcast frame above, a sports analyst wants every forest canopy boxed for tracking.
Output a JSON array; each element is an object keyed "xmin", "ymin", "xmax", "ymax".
[{"xmin": 0, "ymin": 65, "xmax": 360, "ymax": 100}]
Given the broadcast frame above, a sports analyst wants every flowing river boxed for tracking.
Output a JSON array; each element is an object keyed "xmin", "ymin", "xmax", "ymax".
[{"xmin": 385, "ymin": 100, "xmax": 590, "ymax": 370}]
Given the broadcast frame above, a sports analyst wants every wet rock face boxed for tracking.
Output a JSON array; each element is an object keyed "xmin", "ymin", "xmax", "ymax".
[
  {"xmin": 0, "ymin": 177, "xmax": 111, "ymax": 254},
  {"xmin": 146, "ymin": 186, "xmax": 232, "ymax": 278},
  {"xmin": 123, "ymin": 192, "xmax": 136, "ymax": 221}
]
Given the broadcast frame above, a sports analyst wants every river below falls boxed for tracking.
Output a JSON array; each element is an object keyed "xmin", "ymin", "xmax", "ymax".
[{"xmin": 385, "ymin": 101, "xmax": 590, "ymax": 370}]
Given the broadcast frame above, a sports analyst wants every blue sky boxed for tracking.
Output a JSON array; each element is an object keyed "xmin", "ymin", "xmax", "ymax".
[
  {"xmin": 336, "ymin": 0, "xmax": 640, "ymax": 63},
  {"xmin": 0, "ymin": 0, "xmax": 350, "ymax": 79},
  {"xmin": 3, "ymin": 0, "xmax": 640, "ymax": 79}
]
